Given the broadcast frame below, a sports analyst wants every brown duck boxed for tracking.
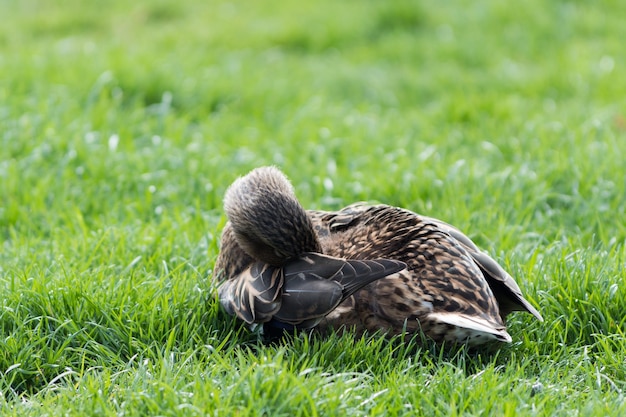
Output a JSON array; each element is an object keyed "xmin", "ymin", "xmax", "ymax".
[{"xmin": 213, "ymin": 166, "xmax": 543, "ymax": 346}]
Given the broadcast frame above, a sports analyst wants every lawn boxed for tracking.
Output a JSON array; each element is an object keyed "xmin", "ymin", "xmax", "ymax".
[{"xmin": 1, "ymin": 0, "xmax": 625, "ymax": 415}]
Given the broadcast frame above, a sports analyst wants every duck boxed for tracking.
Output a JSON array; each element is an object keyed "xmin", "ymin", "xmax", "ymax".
[
  {"xmin": 214, "ymin": 166, "xmax": 407, "ymax": 331},
  {"xmin": 213, "ymin": 166, "xmax": 543, "ymax": 346}
]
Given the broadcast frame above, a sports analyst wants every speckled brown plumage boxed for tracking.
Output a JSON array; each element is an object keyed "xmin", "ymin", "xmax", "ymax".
[
  {"xmin": 309, "ymin": 204, "xmax": 543, "ymax": 345},
  {"xmin": 213, "ymin": 166, "xmax": 543, "ymax": 346}
]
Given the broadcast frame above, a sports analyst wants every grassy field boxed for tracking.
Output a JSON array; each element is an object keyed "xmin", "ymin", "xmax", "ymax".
[{"xmin": 1, "ymin": 0, "xmax": 625, "ymax": 415}]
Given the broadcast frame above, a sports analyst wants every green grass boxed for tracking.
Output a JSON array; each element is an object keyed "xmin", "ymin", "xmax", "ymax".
[{"xmin": 1, "ymin": 0, "xmax": 625, "ymax": 414}]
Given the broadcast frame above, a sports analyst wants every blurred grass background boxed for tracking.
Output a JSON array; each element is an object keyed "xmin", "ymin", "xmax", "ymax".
[{"xmin": 1, "ymin": 0, "xmax": 625, "ymax": 415}]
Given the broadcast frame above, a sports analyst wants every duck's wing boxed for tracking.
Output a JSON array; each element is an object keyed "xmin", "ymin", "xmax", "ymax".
[
  {"xmin": 217, "ymin": 261, "xmax": 284, "ymax": 324},
  {"xmin": 218, "ymin": 252, "xmax": 406, "ymax": 328},
  {"xmin": 274, "ymin": 253, "xmax": 406, "ymax": 327},
  {"xmin": 421, "ymin": 216, "xmax": 543, "ymax": 322},
  {"xmin": 214, "ymin": 222, "xmax": 282, "ymax": 324}
]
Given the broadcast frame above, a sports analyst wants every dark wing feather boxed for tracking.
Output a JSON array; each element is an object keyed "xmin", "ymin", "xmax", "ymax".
[
  {"xmin": 274, "ymin": 253, "xmax": 406, "ymax": 326},
  {"xmin": 219, "ymin": 253, "xmax": 406, "ymax": 327}
]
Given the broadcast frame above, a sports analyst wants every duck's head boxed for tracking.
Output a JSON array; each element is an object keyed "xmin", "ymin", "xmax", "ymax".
[{"xmin": 223, "ymin": 166, "xmax": 322, "ymax": 266}]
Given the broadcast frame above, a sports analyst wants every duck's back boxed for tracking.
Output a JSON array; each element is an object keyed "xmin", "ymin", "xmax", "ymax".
[{"xmin": 309, "ymin": 204, "xmax": 511, "ymax": 345}]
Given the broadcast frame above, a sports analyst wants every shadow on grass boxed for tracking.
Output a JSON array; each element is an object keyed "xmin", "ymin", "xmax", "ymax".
[{"xmin": 252, "ymin": 323, "xmax": 517, "ymax": 378}]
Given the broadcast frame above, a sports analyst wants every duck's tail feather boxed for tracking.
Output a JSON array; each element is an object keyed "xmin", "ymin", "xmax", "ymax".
[{"xmin": 427, "ymin": 311, "xmax": 513, "ymax": 344}]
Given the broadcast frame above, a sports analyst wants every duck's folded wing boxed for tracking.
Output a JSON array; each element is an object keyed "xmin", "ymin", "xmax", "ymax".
[
  {"xmin": 219, "ymin": 253, "xmax": 406, "ymax": 327},
  {"xmin": 274, "ymin": 253, "xmax": 406, "ymax": 326},
  {"xmin": 217, "ymin": 262, "xmax": 284, "ymax": 324}
]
